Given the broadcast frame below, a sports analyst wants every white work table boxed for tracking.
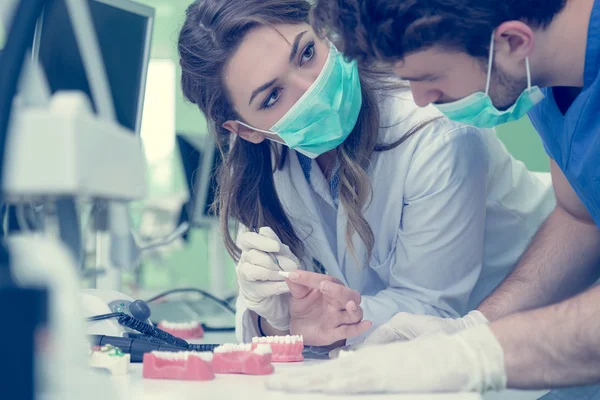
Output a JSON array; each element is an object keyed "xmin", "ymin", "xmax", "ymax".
[
  {"xmin": 107, "ymin": 331, "xmax": 482, "ymax": 400},
  {"xmin": 111, "ymin": 361, "xmax": 482, "ymax": 400},
  {"xmin": 125, "ymin": 302, "xmax": 546, "ymax": 400}
]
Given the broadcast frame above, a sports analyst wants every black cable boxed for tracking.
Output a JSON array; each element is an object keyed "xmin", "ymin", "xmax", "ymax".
[
  {"xmin": 201, "ymin": 324, "xmax": 235, "ymax": 332},
  {"xmin": 88, "ymin": 312, "xmax": 121, "ymax": 322},
  {"xmin": 187, "ymin": 343, "xmax": 221, "ymax": 352},
  {"xmin": 0, "ymin": 0, "xmax": 47, "ymax": 190},
  {"xmin": 87, "ymin": 312, "xmax": 190, "ymax": 349},
  {"xmin": 117, "ymin": 314, "xmax": 189, "ymax": 349},
  {"xmin": 127, "ymin": 333, "xmax": 172, "ymax": 345},
  {"xmin": 145, "ymin": 288, "xmax": 236, "ymax": 314},
  {"xmin": 225, "ymin": 294, "xmax": 237, "ymax": 304}
]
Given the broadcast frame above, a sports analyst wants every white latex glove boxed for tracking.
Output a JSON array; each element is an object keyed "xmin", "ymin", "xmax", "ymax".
[
  {"xmin": 267, "ymin": 324, "xmax": 507, "ymax": 394},
  {"xmin": 363, "ymin": 310, "xmax": 489, "ymax": 345},
  {"xmin": 237, "ymin": 227, "xmax": 299, "ymax": 331}
]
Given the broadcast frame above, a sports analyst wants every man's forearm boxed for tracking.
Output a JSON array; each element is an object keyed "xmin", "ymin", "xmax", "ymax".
[
  {"xmin": 479, "ymin": 206, "xmax": 600, "ymax": 320},
  {"xmin": 491, "ymin": 284, "xmax": 600, "ymax": 389}
]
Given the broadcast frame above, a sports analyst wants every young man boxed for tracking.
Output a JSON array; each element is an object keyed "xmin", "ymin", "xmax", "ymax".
[{"xmin": 266, "ymin": 0, "xmax": 600, "ymax": 397}]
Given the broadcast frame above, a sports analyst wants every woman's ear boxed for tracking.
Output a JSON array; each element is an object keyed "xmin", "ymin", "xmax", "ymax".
[{"xmin": 222, "ymin": 120, "xmax": 266, "ymax": 144}]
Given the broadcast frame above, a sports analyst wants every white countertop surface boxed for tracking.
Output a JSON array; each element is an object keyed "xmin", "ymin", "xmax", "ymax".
[
  {"xmin": 104, "ymin": 330, "xmax": 480, "ymax": 400},
  {"xmin": 111, "ymin": 361, "xmax": 482, "ymax": 400}
]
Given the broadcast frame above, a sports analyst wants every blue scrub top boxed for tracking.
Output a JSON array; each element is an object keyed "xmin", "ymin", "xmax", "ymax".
[{"xmin": 528, "ymin": 0, "xmax": 600, "ymax": 227}]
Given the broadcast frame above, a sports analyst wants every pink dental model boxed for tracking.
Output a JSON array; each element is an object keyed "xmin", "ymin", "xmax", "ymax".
[
  {"xmin": 251, "ymin": 335, "xmax": 304, "ymax": 362},
  {"xmin": 211, "ymin": 343, "xmax": 274, "ymax": 375},
  {"xmin": 142, "ymin": 351, "xmax": 215, "ymax": 381},
  {"xmin": 157, "ymin": 320, "xmax": 204, "ymax": 339}
]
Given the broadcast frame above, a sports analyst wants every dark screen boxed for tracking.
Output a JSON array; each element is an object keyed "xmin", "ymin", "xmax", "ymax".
[{"xmin": 38, "ymin": 0, "xmax": 150, "ymax": 133}]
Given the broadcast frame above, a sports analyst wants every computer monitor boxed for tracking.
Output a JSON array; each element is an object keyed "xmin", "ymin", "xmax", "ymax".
[
  {"xmin": 34, "ymin": 0, "xmax": 154, "ymax": 134},
  {"xmin": 176, "ymin": 133, "xmax": 221, "ymax": 235}
]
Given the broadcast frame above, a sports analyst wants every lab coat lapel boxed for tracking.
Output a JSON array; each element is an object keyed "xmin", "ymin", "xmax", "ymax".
[
  {"xmin": 273, "ymin": 151, "xmax": 347, "ymax": 285},
  {"xmin": 335, "ymin": 184, "xmax": 370, "ymax": 286}
]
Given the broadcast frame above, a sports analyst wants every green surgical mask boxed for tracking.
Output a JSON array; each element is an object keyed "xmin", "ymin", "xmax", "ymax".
[
  {"xmin": 434, "ymin": 33, "xmax": 544, "ymax": 128},
  {"xmin": 237, "ymin": 44, "xmax": 362, "ymax": 158}
]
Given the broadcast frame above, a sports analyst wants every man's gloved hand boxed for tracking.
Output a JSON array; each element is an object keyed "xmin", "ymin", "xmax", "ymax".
[
  {"xmin": 236, "ymin": 227, "xmax": 299, "ymax": 331},
  {"xmin": 267, "ymin": 324, "xmax": 507, "ymax": 394},
  {"xmin": 363, "ymin": 310, "xmax": 489, "ymax": 345}
]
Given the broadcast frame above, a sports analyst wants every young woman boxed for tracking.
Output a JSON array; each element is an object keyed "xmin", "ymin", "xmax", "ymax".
[{"xmin": 178, "ymin": 0, "xmax": 555, "ymax": 351}]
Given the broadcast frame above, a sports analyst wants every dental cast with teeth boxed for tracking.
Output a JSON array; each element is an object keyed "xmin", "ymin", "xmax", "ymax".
[{"xmin": 178, "ymin": 0, "xmax": 554, "ymax": 357}]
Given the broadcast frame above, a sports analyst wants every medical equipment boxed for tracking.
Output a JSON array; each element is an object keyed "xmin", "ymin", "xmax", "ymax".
[
  {"xmin": 34, "ymin": 0, "xmax": 154, "ymax": 135},
  {"xmin": 29, "ymin": 0, "xmax": 155, "ymax": 291},
  {"xmin": 0, "ymin": 271, "xmax": 48, "ymax": 400},
  {"xmin": 144, "ymin": 287, "xmax": 237, "ymax": 333},
  {"xmin": 176, "ymin": 133, "xmax": 231, "ymax": 296},
  {"xmin": 83, "ymin": 289, "xmax": 232, "ymax": 362},
  {"xmin": 176, "ymin": 133, "xmax": 221, "ymax": 229},
  {"xmin": 2, "ymin": 0, "xmax": 154, "ymax": 398},
  {"xmin": 83, "ymin": 288, "xmax": 234, "ymax": 339},
  {"xmin": 89, "ymin": 335, "xmax": 220, "ymax": 362},
  {"xmin": 83, "ymin": 288, "xmax": 153, "ymax": 337}
]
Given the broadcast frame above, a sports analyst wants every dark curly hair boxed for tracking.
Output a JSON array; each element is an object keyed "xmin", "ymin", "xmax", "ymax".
[{"xmin": 311, "ymin": 0, "xmax": 567, "ymax": 64}]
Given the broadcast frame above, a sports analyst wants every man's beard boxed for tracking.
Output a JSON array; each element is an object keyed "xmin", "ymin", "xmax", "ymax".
[{"xmin": 488, "ymin": 63, "xmax": 528, "ymax": 110}]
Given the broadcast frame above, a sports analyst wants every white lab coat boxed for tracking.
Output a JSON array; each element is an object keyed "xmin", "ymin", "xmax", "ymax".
[{"xmin": 235, "ymin": 93, "xmax": 556, "ymax": 346}]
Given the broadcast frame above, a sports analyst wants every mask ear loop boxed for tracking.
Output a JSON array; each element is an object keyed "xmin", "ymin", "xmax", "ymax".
[
  {"xmin": 525, "ymin": 57, "xmax": 532, "ymax": 90},
  {"xmin": 485, "ymin": 32, "xmax": 495, "ymax": 95},
  {"xmin": 235, "ymin": 120, "xmax": 287, "ymax": 145}
]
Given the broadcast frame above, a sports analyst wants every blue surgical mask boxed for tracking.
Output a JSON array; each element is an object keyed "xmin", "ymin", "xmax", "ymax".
[
  {"xmin": 236, "ymin": 44, "xmax": 362, "ymax": 159},
  {"xmin": 434, "ymin": 33, "xmax": 544, "ymax": 128}
]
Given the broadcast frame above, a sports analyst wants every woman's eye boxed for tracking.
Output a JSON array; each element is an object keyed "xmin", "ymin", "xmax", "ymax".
[
  {"xmin": 263, "ymin": 88, "xmax": 282, "ymax": 109},
  {"xmin": 300, "ymin": 43, "xmax": 315, "ymax": 66}
]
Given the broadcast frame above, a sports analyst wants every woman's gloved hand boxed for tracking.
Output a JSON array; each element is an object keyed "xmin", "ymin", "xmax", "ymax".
[
  {"xmin": 236, "ymin": 227, "xmax": 299, "ymax": 331},
  {"xmin": 363, "ymin": 310, "xmax": 489, "ymax": 345}
]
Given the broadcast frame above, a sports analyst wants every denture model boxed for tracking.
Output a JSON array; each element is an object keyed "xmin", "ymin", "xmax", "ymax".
[
  {"xmin": 89, "ymin": 345, "xmax": 130, "ymax": 376},
  {"xmin": 251, "ymin": 335, "xmax": 304, "ymax": 362},
  {"xmin": 157, "ymin": 320, "xmax": 204, "ymax": 339},
  {"xmin": 211, "ymin": 343, "xmax": 274, "ymax": 375},
  {"xmin": 142, "ymin": 351, "xmax": 215, "ymax": 381}
]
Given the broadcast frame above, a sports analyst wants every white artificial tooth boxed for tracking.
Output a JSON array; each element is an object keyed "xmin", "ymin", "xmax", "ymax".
[
  {"xmin": 253, "ymin": 344, "xmax": 272, "ymax": 355},
  {"xmin": 152, "ymin": 351, "xmax": 170, "ymax": 359},
  {"xmin": 252, "ymin": 337, "xmax": 258, "ymax": 343},
  {"xmin": 285, "ymin": 335, "xmax": 291, "ymax": 344}
]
